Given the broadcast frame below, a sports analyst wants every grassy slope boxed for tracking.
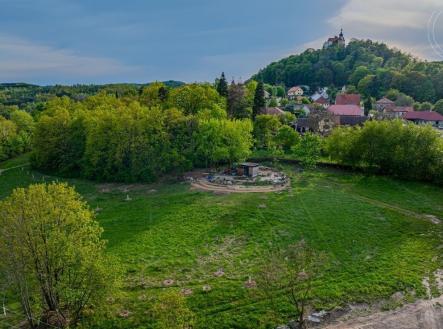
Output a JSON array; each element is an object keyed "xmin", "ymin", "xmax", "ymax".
[{"xmin": 0, "ymin": 157, "xmax": 442, "ymax": 328}]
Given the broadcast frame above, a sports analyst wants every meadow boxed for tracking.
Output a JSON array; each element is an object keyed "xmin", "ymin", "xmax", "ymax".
[{"xmin": 1, "ymin": 155, "xmax": 442, "ymax": 328}]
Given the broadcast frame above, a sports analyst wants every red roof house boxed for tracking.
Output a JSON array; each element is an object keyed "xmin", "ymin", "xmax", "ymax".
[
  {"xmin": 314, "ymin": 96, "xmax": 330, "ymax": 108},
  {"xmin": 404, "ymin": 111, "xmax": 443, "ymax": 129},
  {"xmin": 335, "ymin": 94, "xmax": 361, "ymax": 106},
  {"xmin": 328, "ymin": 105, "xmax": 364, "ymax": 117},
  {"xmin": 375, "ymin": 97, "xmax": 395, "ymax": 111}
]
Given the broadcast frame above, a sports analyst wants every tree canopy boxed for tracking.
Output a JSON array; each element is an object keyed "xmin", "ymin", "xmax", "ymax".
[{"xmin": 0, "ymin": 183, "xmax": 113, "ymax": 328}]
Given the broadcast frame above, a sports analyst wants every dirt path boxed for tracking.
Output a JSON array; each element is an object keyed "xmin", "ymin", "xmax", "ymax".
[
  {"xmin": 322, "ymin": 296, "xmax": 443, "ymax": 329},
  {"xmin": 191, "ymin": 179, "xmax": 290, "ymax": 193},
  {"xmin": 0, "ymin": 163, "xmax": 29, "ymax": 174}
]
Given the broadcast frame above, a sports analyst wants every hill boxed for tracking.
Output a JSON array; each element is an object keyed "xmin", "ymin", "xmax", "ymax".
[{"xmin": 252, "ymin": 39, "xmax": 443, "ymax": 103}]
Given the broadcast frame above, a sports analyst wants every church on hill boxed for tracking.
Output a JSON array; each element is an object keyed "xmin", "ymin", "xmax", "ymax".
[{"xmin": 323, "ymin": 29, "xmax": 345, "ymax": 49}]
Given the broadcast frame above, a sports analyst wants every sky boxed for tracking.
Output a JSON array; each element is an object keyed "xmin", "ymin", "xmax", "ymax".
[{"xmin": 0, "ymin": 0, "xmax": 442, "ymax": 85}]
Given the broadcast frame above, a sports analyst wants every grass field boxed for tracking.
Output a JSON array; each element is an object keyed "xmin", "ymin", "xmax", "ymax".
[{"xmin": 1, "ymin": 156, "xmax": 442, "ymax": 328}]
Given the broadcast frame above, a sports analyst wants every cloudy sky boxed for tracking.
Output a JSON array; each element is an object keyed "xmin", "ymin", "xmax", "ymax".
[{"xmin": 0, "ymin": 0, "xmax": 442, "ymax": 85}]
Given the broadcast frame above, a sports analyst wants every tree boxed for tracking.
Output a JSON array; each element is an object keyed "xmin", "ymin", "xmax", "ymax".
[
  {"xmin": 385, "ymin": 88, "xmax": 400, "ymax": 101},
  {"xmin": 245, "ymin": 80, "xmax": 258, "ymax": 107},
  {"xmin": 306, "ymin": 106, "xmax": 335, "ymax": 136},
  {"xmin": 274, "ymin": 125, "xmax": 300, "ymax": 153},
  {"xmin": 168, "ymin": 83, "xmax": 226, "ymax": 115},
  {"xmin": 253, "ymin": 81, "xmax": 266, "ymax": 119},
  {"xmin": 158, "ymin": 85, "xmax": 169, "ymax": 103},
  {"xmin": 0, "ymin": 183, "xmax": 113, "ymax": 328},
  {"xmin": 395, "ymin": 92, "xmax": 414, "ymax": 106},
  {"xmin": 349, "ymin": 66, "xmax": 371, "ymax": 86},
  {"xmin": 194, "ymin": 118, "xmax": 253, "ymax": 168},
  {"xmin": 253, "ymin": 115, "xmax": 281, "ymax": 150},
  {"xmin": 216, "ymin": 72, "xmax": 229, "ymax": 97},
  {"xmin": 292, "ymin": 133, "xmax": 322, "ymax": 168},
  {"xmin": 10, "ymin": 110, "xmax": 34, "ymax": 134},
  {"xmin": 419, "ymin": 102, "xmax": 433, "ymax": 111},
  {"xmin": 140, "ymin": 82, "xmax": 166, "ymax": 109},
  {"xmin": 434, "ymin": 99, "xmax": 443, "ymax": 115},
  {"xmin": 357, "ymin": 75, "xmax": 377, "ymax": 98},
  {"xmin": 227, "ymin": 81, "xmax": 250, "ymax": 119},
  {"xmin": 363, "ymin": 97, "xmax": 373, "ymax": 115},
  {"xmin": 257, "ymin": 241, "xmax": 327, "ymax": 329},
  {"xmin": 0, "ymin": 116, "xmax": 17, "ymax": 161}
]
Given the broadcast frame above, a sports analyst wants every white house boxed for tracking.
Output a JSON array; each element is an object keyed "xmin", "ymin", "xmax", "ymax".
[{"xmin": 287, "ymin": 86, "xmax": 304, "ymax": 100}]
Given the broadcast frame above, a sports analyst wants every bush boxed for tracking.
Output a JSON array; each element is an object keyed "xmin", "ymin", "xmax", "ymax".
[{"xmin": 152, "ymin": 291, "xmax": 195, "ymax": 329}]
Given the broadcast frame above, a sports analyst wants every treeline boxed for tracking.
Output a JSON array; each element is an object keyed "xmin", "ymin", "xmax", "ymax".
[
  {"xmin": 325, "ymin": 120, "xmax": 443, "ymax": 184},
  {"xmin": 255, "ymin": 39, "xmax": 443, "ymax": 103},
  {"xmin": 0, "ymin": 81, "xmax": 184, "ymax": 116},
  {"xmin": 32, "ymin": 83, "xmax": 253, "ymax": 182},
  {"xmin": 0, "ymin": 110, "xmax": 34, "ymax": 161}
]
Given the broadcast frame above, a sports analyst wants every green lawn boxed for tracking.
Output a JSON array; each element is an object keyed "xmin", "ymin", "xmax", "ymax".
[{"xmin": 1, "ymin": 157, "xmax": 442, "ymax": 328}]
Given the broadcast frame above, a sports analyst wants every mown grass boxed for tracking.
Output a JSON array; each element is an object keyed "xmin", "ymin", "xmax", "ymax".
[{"xmin": 1, "ymin": 157, "xmax": 442, "ymax": 328}]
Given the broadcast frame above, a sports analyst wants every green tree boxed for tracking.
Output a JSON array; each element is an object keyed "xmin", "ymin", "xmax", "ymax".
[
  {"xmin": 194, "ymin": 118, "xmax": 253, "ymax": 167},
  {"xmin": 169, "ymin": 83, "xmax": 226, "ymax": 115},
  {"xmin": 253, "ymin": 81, "xmax": 266, "ymax": 118},
  {"xmin": 0, "ymin": 116, "xmax": 18, "ymax": 161},
  {"xmin": 349, "ymin": 66, "xmax": 371, "ymax": 86},
  {"xmin": 274, "ymin": 125, "xmax": 300, "ymax": 153},
  {"xmin": 158, "ymin": 85, "xmax": 169, "ymax": 103},
  {"xmin": 140, "ymin": 81, "xmax": 166, "ymax": 109},
  {"xmin": 419, "ymin": 102, "xmax": 433, "ymax": 111},
  {"xmin": 292, "ymin": 133, "xmax": 322, "ymax": 168},
  {"xmin": 434, "ymin": 99, "xmax": 443, "ymax": 115},
  {"xmin": 253, "ymin": 115, "xmax": 281, "ymax": 150},
  {"xmin": 395, "ymin": 92, "xmax": 414, "ymax": 106},
  {"xmin": 0, "ymin": 183, "xmax": 113, "ymax": 328},
  {"xmin": 216, "ymin": 72, "xmax": 229, "ymax": 97},
  {"xmin": 227, "ymin": 81, "xmax": 250, "ymax": 119},
  {"xmin": 10, "ymin": 110, "xmax": 34, "ymax": 134}
]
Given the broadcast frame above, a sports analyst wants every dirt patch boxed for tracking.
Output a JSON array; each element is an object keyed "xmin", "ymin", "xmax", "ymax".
[
  {"xmin": 190, "ymin": 179, "xmax": 290, "ymax": 193},
  {"xmin": 186, "ymin": 166, "xmax": 290, "ymax": 194},
  {"xmin": 320, "ymin": 296, "xmax": 443, "ymax": 329}
]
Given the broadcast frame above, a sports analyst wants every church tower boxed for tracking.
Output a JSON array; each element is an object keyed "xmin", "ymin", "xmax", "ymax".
[{"xmin": 338, "ymin": 29, "xmax": 345, "ymax": 46}]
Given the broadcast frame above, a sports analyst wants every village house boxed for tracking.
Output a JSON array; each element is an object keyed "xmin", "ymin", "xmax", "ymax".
[
  {"xmin": 375, "ymin": 97, "xmax": 396, "ymax": 111},
  {"xmin": 327, "ymin": 104, "xmax": 366, "ymax": 127},
  {"xmin": 335, "ymin": 93, "xmax": 361, "ymax": 106},
  {"xmin": 328, "ymin": 104, "xmax": 364, "ymax": 117},
  {"xmin": 287, "ymin": 86, "xmax": 304, "ymax": 100},
  {"xmin": 313, "ymin": 96, "xmax": 330, "ymax": 108},
  {"xmin": 260, "ymin": 107, "xmax": 285, "ymax": 116},
  {"xmin": 290, "ymin": 104, "xmax": 311, "ymax": 116},
  {"xmin": 310, "ymin": 88, "xmax": 330, "ymax": 108},
  {"xmin": 404, "ymin": 111, "xmax": 443, "ymax": 129},
  {"xmin": 386, "ymin": 106, "xmax": 413, "ymax": 119}
]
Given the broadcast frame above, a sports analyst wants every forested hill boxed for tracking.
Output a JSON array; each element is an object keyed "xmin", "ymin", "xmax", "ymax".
[{"xmin": 252, "ymin": 39, "xmax": 443, "ymax": 103}]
